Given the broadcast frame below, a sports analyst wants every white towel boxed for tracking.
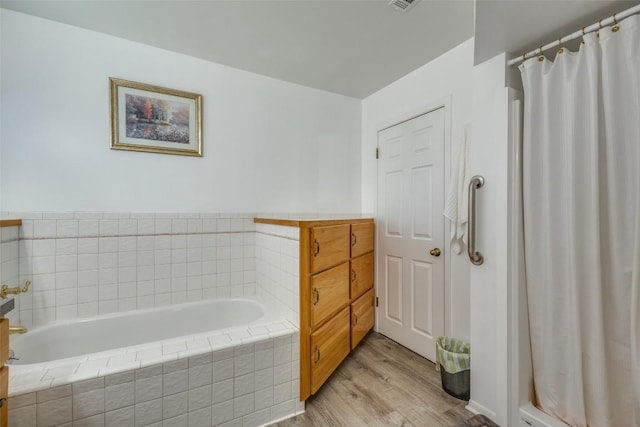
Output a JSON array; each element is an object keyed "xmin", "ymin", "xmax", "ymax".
[{"xmin": 444, "ymin": 124, "xmax": 471, "ymax": 255}]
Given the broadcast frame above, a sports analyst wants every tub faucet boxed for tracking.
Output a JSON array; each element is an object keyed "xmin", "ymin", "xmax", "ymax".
[
  {"xmin": 9, "ymin": 326, "xmax": 27, "ymax": 335},
  {"xmin": 0, "ymin": 280, "xmax": 31, "ymax": 299}
]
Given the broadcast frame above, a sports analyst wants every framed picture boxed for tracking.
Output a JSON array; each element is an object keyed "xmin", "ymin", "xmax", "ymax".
[{"xmin": 110, "ymin": 78, "xmax": 202, "ymax": 156}]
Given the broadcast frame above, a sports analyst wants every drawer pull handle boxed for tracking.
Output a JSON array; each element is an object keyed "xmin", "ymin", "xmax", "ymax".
[
  {"xmin": 312, "ymin": 287, "xmax": 320, "ymax": 305},
  {"xmin": 313, "ymin": 346, "xmax": 320, "ymax": 364},
  {"xmin": 352, "ymin": 313, "xmax": 358, "ymax": 326},
  {"xmin": 351, "ymin": 269, "xmax": 357, "ymax": 282},
  {"xmin": 313, "ymin": 240, "xmax": 320, "ymax": 257},
  {"xmin": 351, "ymin": 233, "xmax": 357, "ymax": 247}
]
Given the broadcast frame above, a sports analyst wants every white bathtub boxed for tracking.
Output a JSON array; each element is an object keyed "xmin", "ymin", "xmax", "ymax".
[
  {"xmin": 11, "ymin": 298, "xmax": 270, "ymax": 365},
  {"xmin": 8, "ymin": 298, "xmax": 295, "ymax": 395},
  {"xmin": 8, "ymin": 297, "xmax": 303, "ymax": 427}
]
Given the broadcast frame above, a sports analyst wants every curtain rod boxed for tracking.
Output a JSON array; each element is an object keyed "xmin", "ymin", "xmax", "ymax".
[{"xmin": 507, "ymin": 3, "xmax": 640, "ymax": 67}]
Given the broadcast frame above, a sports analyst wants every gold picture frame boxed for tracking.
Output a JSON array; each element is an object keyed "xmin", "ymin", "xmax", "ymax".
[{"xmin": 110, "ymin": 78, "xmax": 202, "ymax": 156}]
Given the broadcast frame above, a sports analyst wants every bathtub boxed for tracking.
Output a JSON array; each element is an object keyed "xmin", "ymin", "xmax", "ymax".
[{"xmin": 8, "ymin": 298, "xmax": 304, "ymax": 427}]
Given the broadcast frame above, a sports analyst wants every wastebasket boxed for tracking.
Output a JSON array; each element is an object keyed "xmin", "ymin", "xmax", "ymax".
[{"xmin": 436, "ymin": 336, "xmax": 470, "ymax": 400}]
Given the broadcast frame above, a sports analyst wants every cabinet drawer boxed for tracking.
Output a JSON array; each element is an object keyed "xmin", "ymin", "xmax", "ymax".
[
  {"xmin": 351, "ymin": 289, "xmax": 375, "ymax": 350},
  {"xmin": 310, "ymin": 307, "xmax": 350, "ymax": 394},
  {"xmin": 310, "ymin": 225, "xmax": 350, "ymax": 274},
  {"xmin": 351, "ymin": 252, "xmax": 374, "ymax": 300},
  {"xmin": 351, "ymin": 222, "xmax": 374, "ymax": 258},
  {"xmin": 310, "ymin": 263, "xmax": 350, "ymax": 328}
]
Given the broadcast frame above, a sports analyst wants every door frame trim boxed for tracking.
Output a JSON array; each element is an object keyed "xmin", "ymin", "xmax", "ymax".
[{"xmin": 373, "ymin": 94, "xmax": 453, "ymax": 339}]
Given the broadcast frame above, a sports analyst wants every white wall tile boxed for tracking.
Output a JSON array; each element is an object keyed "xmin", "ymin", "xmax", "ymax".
[
  {"xmin": 163, "ymin": 369, "xmax": 188, "ymax": 396},
  {"xmin": 78, "ymin": 238, "xmax": 99, "ymax": 254},
  {"xmin": 73, "ymin": 389, "xmax": 105, "ymax": 420},
  {"xmin": 135, "ymin": 398, "xmax": 162, "ymax": 426},
  {"xmin": 243, "ymin": 408, "xmax": 270, "ymax": 427},
  {"xmin": 99, "ymin": 221, "xmax": 118, "ymax": 237},
  {"xmin": 135, "ymin": 375, "xmax": 163, "ymax": 403},
  {"xmin": 187, "ymin": 406, "xmax": 212, "ymax": 427},
  {"xmin": 163, "ymin": 414, "xmax": 188, "ymax": 427},
  {"xmin": 79, "ymin": 220, "xmax": 100, "ymax": 237},
  {"xmin": 36, "ymin": 396, "xmax": 73, "ymax": 427},
  {"xmin": 233, "ymin": 393, "xmax": 254, "ymax": 418},
  {"xmin": 34, "ymin": 220, "xmax": 57, "ymax": 238},
  {"xmin": 8, "ymin": 404, "xmax": 37, "ymax": 427},
  {"xmin": 72, "ymin": 413, "xmax": 105, "ymax": 427},
  {"xmin": 105, "ymin": 405, "xmax": 134, "ymax": 427},
  {"xmin": 254, "ymin": 368, "xmax": 273, "ymax": 391},
  {"xmin": 78, "ymin": 255, "xmax": 99, "ymax": 271},
  {"xmin": 162, "ymin": 391, "xmax": 188, "ymax": 419},
  {"xmin": 78, "ymin": 301, "xmax": 99, "ymax": 317},
  {"xmin": 105, "ymin": 381, "xmax": 134, "ymax": 412},
  {"xmin": 33, "ymin": 239, "xmax": 56, "ymax": 256},
  {"xmin": 57, "ymin": 220, "xmax": 79, "ymax": 238},
  {"xmin": 137, "ymin": 219, "xmax": 155, "ymax": 235},
  {"xmin": 234, "ymin": 374, "xmax": 254, "ymax": 397},
  {"xmin": 119, "ymin": 220, "xmax": 137, "ymax": 236},
  {"xmin": 211, "ymin": 399, "xmax": 234, "ymax": 425}
]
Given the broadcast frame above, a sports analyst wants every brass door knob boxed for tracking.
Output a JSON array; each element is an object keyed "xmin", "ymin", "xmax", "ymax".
[{"xmin": 430, "ymin": 248, "xmax": 441, "ymax": 257}]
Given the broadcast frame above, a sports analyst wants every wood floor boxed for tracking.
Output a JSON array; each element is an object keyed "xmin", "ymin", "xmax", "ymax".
[{"xmin": 276, "ymin": 331, "xmax": 472, "ymax": 427}]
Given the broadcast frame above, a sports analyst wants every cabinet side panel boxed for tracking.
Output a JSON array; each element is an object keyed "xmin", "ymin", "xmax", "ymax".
[{"xmin": 299, "ymin": 228, "xmax": 311, "ymax": 401}]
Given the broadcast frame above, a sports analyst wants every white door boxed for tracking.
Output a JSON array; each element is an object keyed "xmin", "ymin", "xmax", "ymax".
[{"xmin": 376, "ymin": 107, "xmax": 445, "ymax": 361}]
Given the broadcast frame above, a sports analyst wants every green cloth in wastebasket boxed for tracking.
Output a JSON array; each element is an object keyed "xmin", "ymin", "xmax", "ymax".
[{"xmin": 436, "ymin": 336, "xmax": 470, "ymax": 374}]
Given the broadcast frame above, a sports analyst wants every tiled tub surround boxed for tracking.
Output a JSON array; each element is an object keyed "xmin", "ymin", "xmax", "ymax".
[
  {"xmin": 7, "ymin": 301, "xmax": 301, "ymax": 426},
  {"xmin": 254, "ymin": 224, "xmax": 300, "ymax": 328},
  {"xmin": 4, "ymin": 212, "xmax": 258, "ymax": 329},
  {"xmin": 0, "ymin": 211, "xmax": 363, "ymax": 425},
  {"xmin": 1, "ymin": 223, "xmax": 20, "ymax": 290}
]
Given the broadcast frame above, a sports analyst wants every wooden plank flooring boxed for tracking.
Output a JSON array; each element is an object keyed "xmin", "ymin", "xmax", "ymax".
[{"xmin": 277, "ymin": 331, "xmax": 472, "ymax": 427}]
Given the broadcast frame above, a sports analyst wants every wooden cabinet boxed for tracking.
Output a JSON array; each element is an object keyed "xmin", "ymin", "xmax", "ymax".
[
  {"xmin": 351, "ymin": 289, "xmax": 375, "ymax": 350},
  {"xmin": 310, "ymin": 224, "xmax": 350, "ymax": 274},
  {"xmin": 351, "ymin": 252, "xmax": 374, "ymax": 300},
  {"xmin": 310, "ymin": 307, "xmax": 351, "ymax": 394},
  {"xmin": 350, "ymin": 222, "xmax": 374, "ymax": 258},
  {"xmin": 310, "ymin": 262, "xmax": 350, "ymax": 328},
  {"xmin": 255, "ymin": 217, "xmax": 375, "ymax": 401}
]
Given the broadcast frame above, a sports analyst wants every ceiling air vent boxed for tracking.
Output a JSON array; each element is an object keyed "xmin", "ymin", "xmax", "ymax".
[{"xmin": 388, "ymin": 0, "xmax": 420, "ymax": 12}]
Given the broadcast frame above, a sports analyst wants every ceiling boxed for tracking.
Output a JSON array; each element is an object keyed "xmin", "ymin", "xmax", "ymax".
[
  {"xmin": 1, "ymin": 0, "xmax": 638, "ymax": 98},
  {"xmin": 0, "ymin": 0, "xmax": 475, "ymax": 99},
  {"xmin": 474, "ymin": 0, "xmax": 640, "ymax": 65}
]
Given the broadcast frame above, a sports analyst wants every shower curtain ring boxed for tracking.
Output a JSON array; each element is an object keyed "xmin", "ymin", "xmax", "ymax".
[
  {"xmin": 581, "ymin": 27, "xmax": 586, "ymax": 44},
  {"xmin": 612, "ymin": 13, "xmax": 620, "ymax": 32},
  {"xmin": 538, "ymin": 47, "xmax": 544, "ymax": 61},
  {"xmin": 557, "ymin": 37, "xmax": 564, "ymax": 54},
  {"xmin": 597, "ymin": 19, "xmax": 603, "ymax": 38}
]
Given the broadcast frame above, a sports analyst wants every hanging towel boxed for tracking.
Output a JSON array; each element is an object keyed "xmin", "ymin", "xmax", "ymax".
[{"xmin": 444, "ymin": 124, "xmax": 471, "ymax": 255}]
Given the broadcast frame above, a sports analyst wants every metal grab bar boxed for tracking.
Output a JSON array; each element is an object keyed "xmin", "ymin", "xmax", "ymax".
[{"xmin": 468, "ymin": 175, "xmax": 485, "ymax": 265}]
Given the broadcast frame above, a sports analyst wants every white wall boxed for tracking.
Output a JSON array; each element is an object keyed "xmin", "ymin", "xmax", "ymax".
[
  {"xmin": 361, "ymin": 38, "xmax": 474, "ymax": 341},
  {"xmin": 0, "ymin": 10, "xmax": 362, "ymax": 214},
  {"xmin": 467, "ymin": 52, "xmax": 511, "ymax": 425}
]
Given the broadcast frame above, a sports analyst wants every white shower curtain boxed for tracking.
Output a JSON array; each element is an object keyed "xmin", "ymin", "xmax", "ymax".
[{"xmin": 520, "ymin": 15, "xmax": 640, "ymax": 427}]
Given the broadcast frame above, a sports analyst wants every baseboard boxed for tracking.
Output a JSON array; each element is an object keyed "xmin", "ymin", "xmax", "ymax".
[{"xmin": 466, "ymin": 400, "xmax": 497, "ymax": 419}]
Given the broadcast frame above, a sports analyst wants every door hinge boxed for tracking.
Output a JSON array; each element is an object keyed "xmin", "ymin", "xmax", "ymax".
[
  {"xmin": 376, "ymin": 148, "xmax": 379, "ymax": 159},
  {"xmin": 375, "ymin": 297, "xmax": 379, "ymax": 307}
]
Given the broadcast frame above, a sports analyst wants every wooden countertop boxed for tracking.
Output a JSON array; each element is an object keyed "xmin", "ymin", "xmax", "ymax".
[
  {"xmin": 0, "ymin": 220, "xmax": 21, "ymax": 228},
  {"xmin": 254, "ymin": 217, "xmax": 373, "ymax": 228}
]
